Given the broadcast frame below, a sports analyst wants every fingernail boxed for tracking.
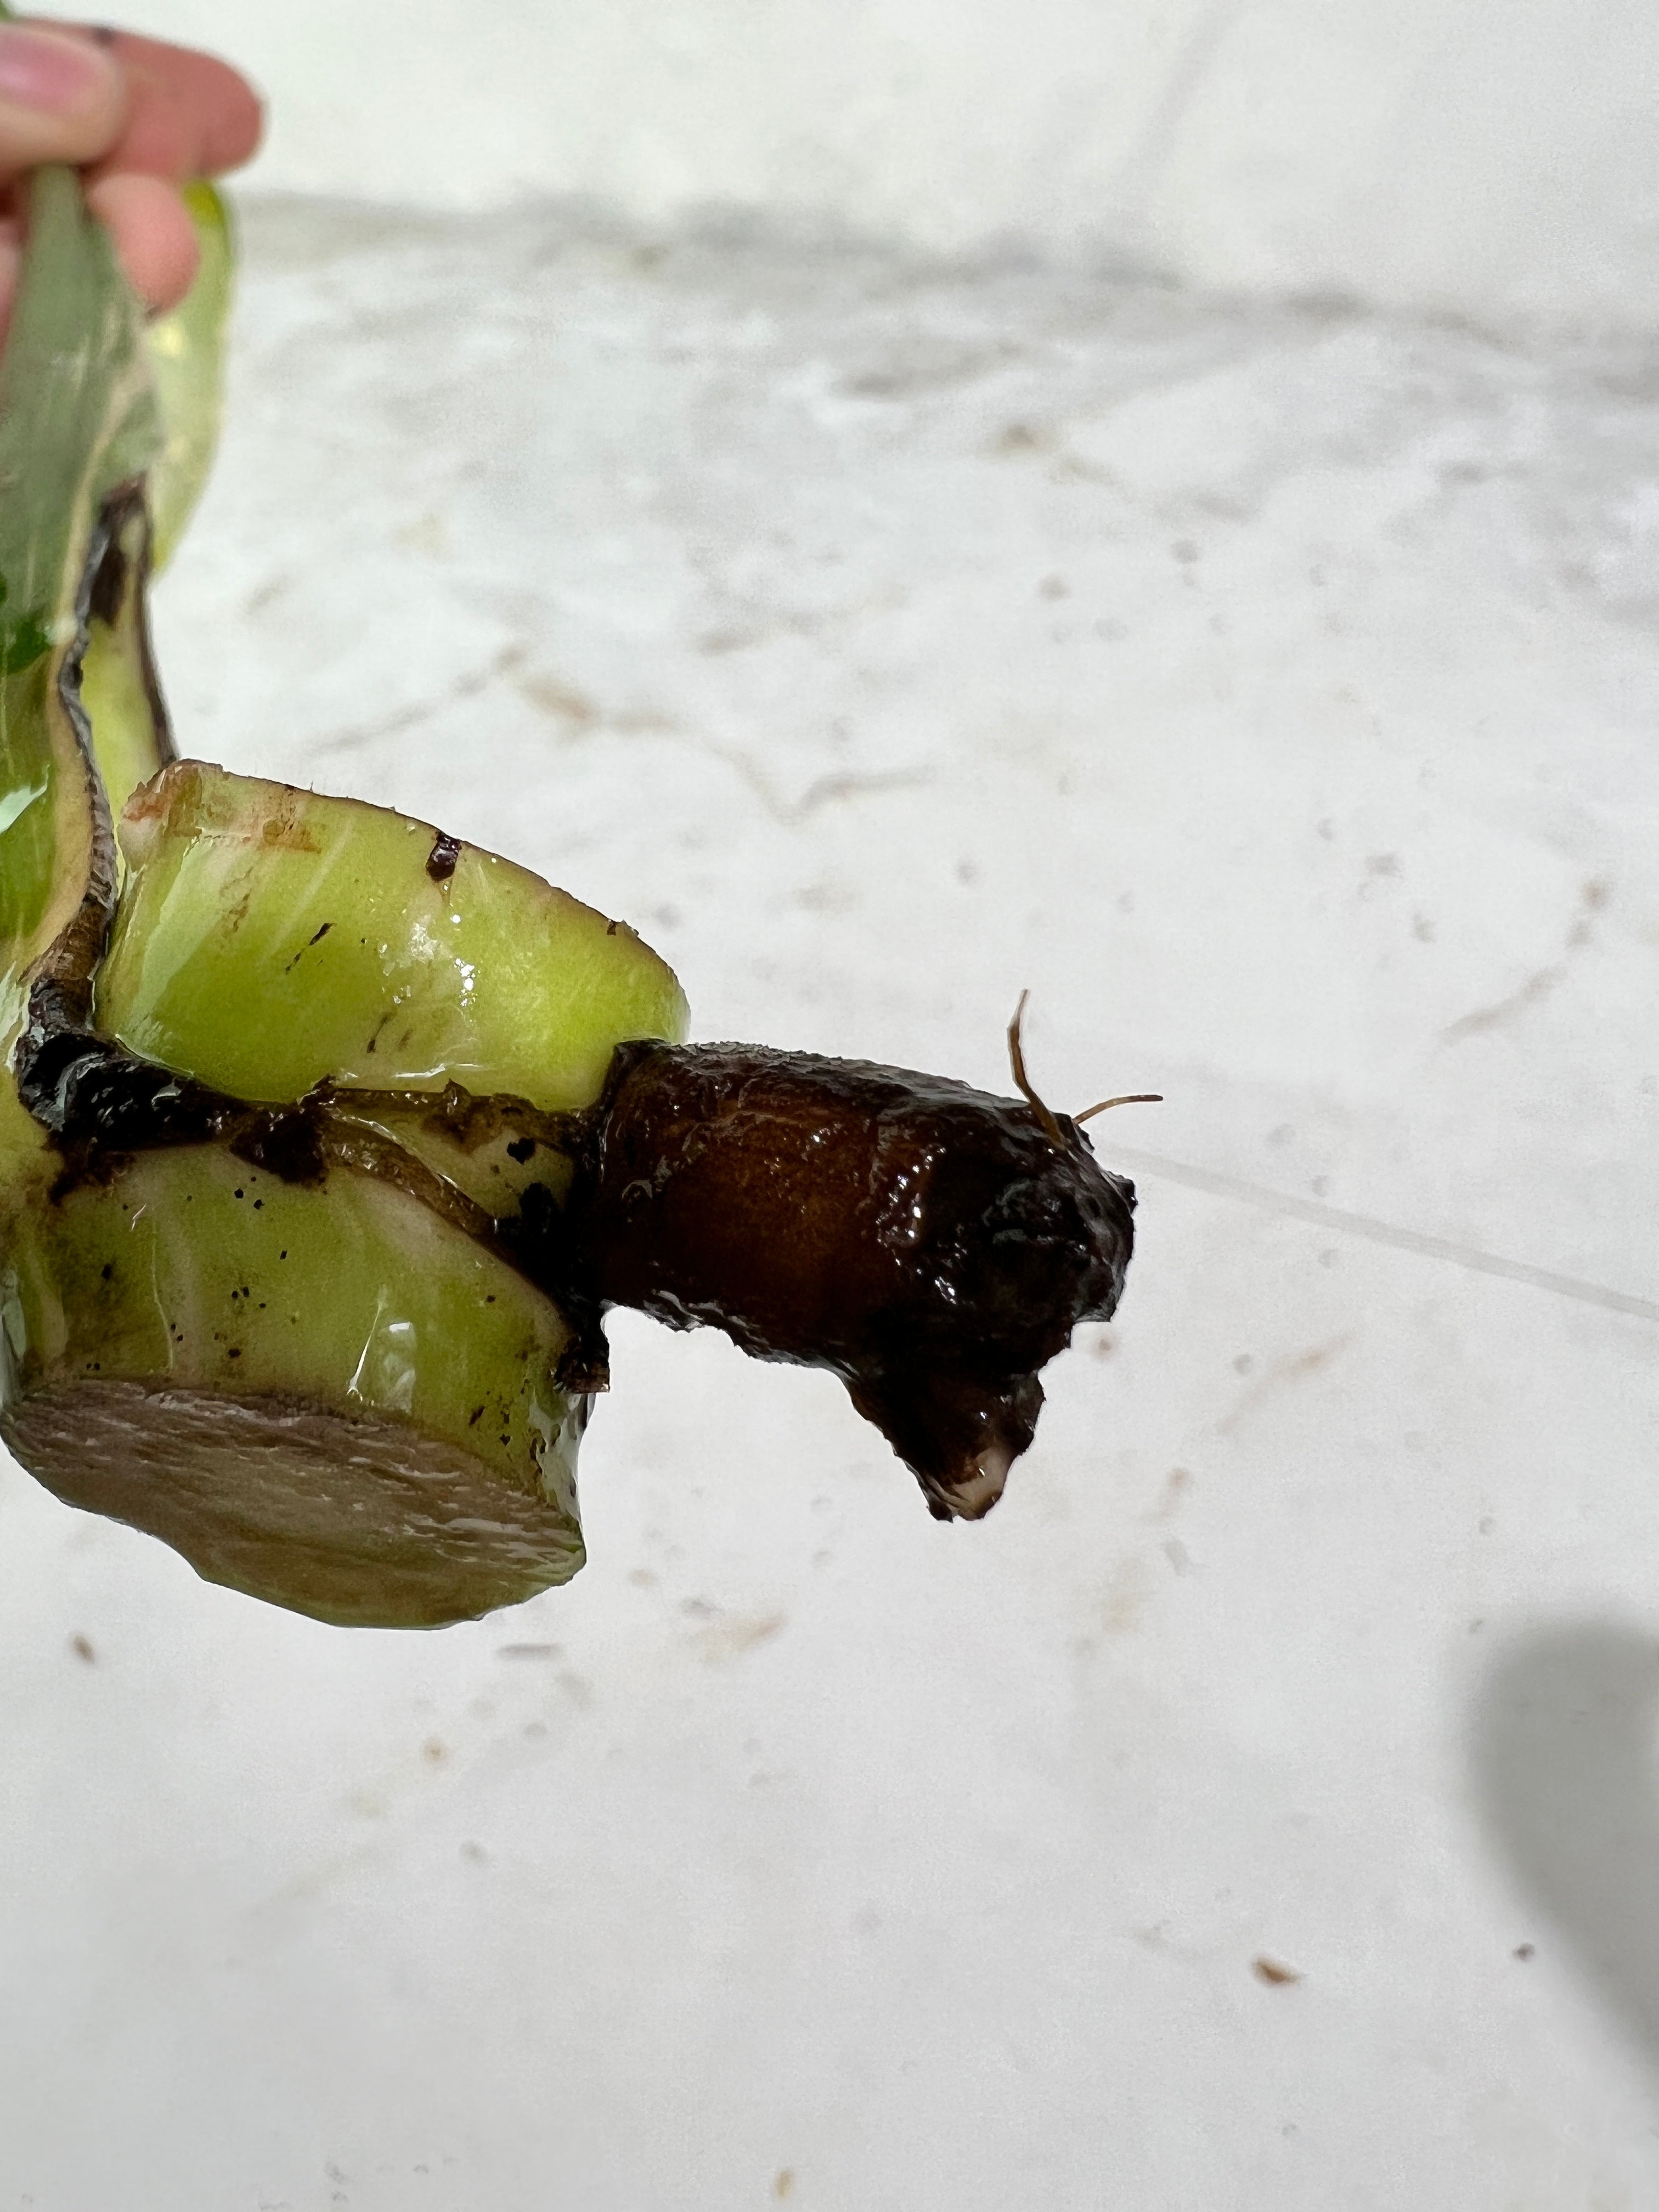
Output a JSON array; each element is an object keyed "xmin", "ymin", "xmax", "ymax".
[{"xmin": 0, "ymin": 25, "xmax": 112, "ymax": 114}]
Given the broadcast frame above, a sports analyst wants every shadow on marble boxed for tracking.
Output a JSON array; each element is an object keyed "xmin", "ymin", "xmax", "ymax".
[{"xmin": 1472, "ymin": 1619, "xmax": 1659, "ymax": 2076}]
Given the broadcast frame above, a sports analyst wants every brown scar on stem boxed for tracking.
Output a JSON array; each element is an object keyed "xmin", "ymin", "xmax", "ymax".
[{"xmin": 321, "ymin": 1079, "xmax": 587, "ymax": 1156}]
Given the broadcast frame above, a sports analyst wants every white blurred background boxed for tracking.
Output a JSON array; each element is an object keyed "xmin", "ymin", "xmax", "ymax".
[
  {"xmin": 7, "ymin": 5, "xmax": 1659, "ymax": 2209},
  {"xmin": 90, "ymin": 0, "xmax": 1659, "ymax": 321}
]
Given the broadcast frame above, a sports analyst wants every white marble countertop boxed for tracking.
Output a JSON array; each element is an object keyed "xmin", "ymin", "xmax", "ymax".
[{"xmin": 2, "ymin": 198, "xmax": 1656, "ymax": 2209}]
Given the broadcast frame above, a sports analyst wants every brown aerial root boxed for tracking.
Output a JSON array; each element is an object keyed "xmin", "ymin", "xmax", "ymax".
[
  {"xmin": 1074, "ymin": 1092, "xmax": 1163, "ymax": 1122},
  {"xmin": 1006, "ymin": 990, "xmax": 1161, "ymax": 1142},
  {"xmin": 1006, "ymin": 989, "xmax": 1068, "ymax": 1146}
]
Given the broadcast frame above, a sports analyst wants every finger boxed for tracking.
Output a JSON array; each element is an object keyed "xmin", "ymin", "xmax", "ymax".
[
  {"xmin": 0, "ymin": 20, "xmax": 126, "ymax": 178},
  {"xmin": 0, "ymin": 216, "xmax": 18, "ymax": 355},
  {"xmin": 0, "ymin": 168, "xmax": 201, "ymax": 354},
  {"xmin": 84, "ymin": 168, "xmax": 198, "ymax": 313},
  {"xmin": 69, "ymin": 27, "xmax": 262, "ymax": 182}
]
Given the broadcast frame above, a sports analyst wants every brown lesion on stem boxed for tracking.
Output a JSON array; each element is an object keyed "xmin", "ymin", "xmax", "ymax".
[
  {"xmin": 14, "ymin": 1019, "xmax": 600, "ymax": 1331},
  {"xmin": 321, "ymin": 1080, "xmax": 590, "ymax": 1159},
  {"xmin": 309, "ymin": 1111, "xmax": 512, "ymax": 1254},
  {"xmin": 22, "ymin": 487, "xmax": 148, "ymax": 1031},
  {"xmin": 17, "ymin": 482, "xmax": 175, "ymax": 1095},
  {"xmin": 82, "ymin": 478, "xmax": 175, "ymax": 771}
]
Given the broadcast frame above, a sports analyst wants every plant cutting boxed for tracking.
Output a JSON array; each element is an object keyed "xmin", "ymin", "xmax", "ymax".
[{"xmin": 0, "ymin": 138, "xmax": 1142, "ymax": 1628}]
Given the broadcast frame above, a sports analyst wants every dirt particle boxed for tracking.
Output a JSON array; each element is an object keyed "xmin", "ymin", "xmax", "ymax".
[
  {"xmin": 1514, "ymin": 1942, "xmax": 1536, "ymax": 1961},
  {"xmin": 518, "ymin": 671, "xmax": 602, "ymax": 724},
  {"xmin": 693, "ymin": 1610, "xmax": 788, "ymax": 1663},
  {"xmin": 1100, "ymin": 1556, "xmax": 1150, "ymax": 1635},
  {"xmin": 70, "ymin": 1634, "xmax": 95, "ymax": 1664},
  {"xmin": 422, "ymin": 1738, "xmax": 448, "ymax": 1764},
  {"xmin": 1149, "ymin": 1466, "xmax": 1191, "ymax": 1521},
  {"xmin": 773, "ymin": 2171, "xmax": 796, "ymax": 2201},
  {"xmin": 1252, "ymin": 1956, "xmax": 1302, "ymax": 1987}
]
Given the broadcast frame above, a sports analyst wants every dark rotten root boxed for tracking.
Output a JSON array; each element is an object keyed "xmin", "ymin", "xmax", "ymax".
[{"xmin": 565, "ymin": 1041, "xmax": 1137, "ymax": 1521}]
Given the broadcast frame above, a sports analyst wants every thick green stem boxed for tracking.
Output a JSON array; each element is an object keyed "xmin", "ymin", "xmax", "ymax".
[
  {"xmin": 0, "ymin": 144, "xmax": 1141, "ymax": 1621},
  {"xmin": 0, "ymin": 168, "xmax": 689, "ymax": 1627},
  {"xmin": 2, "ymin": 1144, "xmax": 588, "ymax": 1627}
]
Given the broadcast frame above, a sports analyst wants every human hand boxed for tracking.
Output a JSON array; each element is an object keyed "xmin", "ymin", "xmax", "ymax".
[{"xmin": 0, "ymin": 18, "xmax": 261, "ymax": 343}]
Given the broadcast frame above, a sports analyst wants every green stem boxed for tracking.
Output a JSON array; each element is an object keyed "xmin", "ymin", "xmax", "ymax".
[
  {"xmin": 0, "ymin": 166, "xmax": 689, "ymax": 1627},
  {"xmin": 0, "ymin": 123, "xmax": 1142, "ymax": 1617}
]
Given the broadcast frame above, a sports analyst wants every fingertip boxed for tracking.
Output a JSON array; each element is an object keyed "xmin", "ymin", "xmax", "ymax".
[
  {"xmin": 84, "ymin": 170, "xmax": 199, "ymax": 314},
  {"xmin": 86, "ymin": 32, "xmax": 263, "ymax": 181},
  {"xmin": 0, "ymin": 21, "xmax": 127, "ymax": 176},
  {"xmin": 195, "ymin": 54, "xmax": 263, "ymax": 174}
]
